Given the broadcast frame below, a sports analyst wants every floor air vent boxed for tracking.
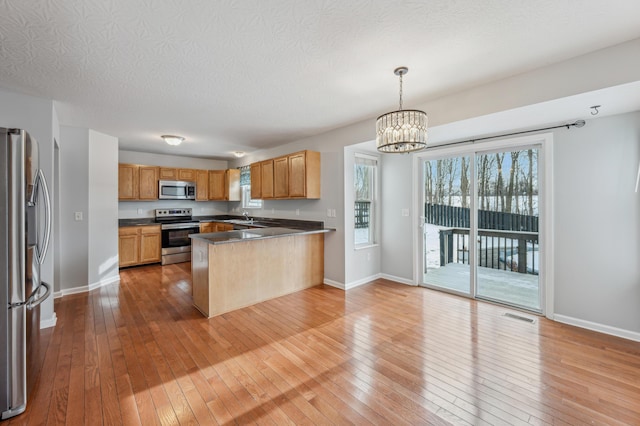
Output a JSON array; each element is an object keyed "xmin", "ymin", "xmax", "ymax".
[{"xmin": 503, "ymin": 312, "xmax": 536, "ymax": 323}]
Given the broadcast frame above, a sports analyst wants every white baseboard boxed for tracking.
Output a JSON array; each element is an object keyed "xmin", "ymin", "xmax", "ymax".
[
  {"xmin": 54, "ymin": 274, "xmax": 121, "ymax": 299},
  {"xmin": 379, "ymin": 273, "xmax": 416, "ymax": 286},
  {"xmin": 324, "ymin": 274, "xmax": 416, "ymax": 291},
  {"xmin": 553, "ymin": 314, "xmax": 640, "ymax": 342},
  {"xmin": 323, "ymin": 278, "xmax": 345, "ymax": 290},
  {"xmin": 323, "ymin": 276, "xmax": 377, "ymax": 290},
  {"xmin": 344, "ymin": 274, "xmax": 380, "ymax": 290},
  {"xmin": 40, "ymin": 312, "xmax": 57, "ymax": 329}
]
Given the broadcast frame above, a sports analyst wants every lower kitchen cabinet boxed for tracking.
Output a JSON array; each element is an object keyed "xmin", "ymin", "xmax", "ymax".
[
  {"xmin": 119, "ymin": 225, "xmax": 161, "ymax": 267},
  {"xmin": 200, "ymin": 222, "xmax": 233, "ymax": 233}
]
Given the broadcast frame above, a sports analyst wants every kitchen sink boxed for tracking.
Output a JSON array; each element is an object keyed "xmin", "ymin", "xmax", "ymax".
[{"xmin": 225, "ymin": 219, "xmax": 255, "ymax": 225}]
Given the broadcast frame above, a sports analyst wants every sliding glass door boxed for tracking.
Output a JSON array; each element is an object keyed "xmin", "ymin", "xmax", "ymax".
[
  {"xmin": 423, "ymin": 155, "xmax": 472, "ymax": 295},
  {"xmin": 475, "ymin": 148, "xmax": 540, "ymax": 310},
  {"xmin": 420, "ymin": 140, "xmax": 543, "ymax": 313}
]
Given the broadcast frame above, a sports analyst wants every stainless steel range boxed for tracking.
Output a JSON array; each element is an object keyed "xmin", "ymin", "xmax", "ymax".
[{"xmin": 155, "ymin": 208, "xmax": 199, "ymax": 265}]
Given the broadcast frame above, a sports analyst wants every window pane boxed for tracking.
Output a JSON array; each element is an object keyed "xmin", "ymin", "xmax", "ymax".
[
  {"xmin": 354, "ymin": 156, "xmax": 377, "ymax": 245},
  {"xmin": 240, "ymin": 166, "xmax": 262, "ymax": 209}
]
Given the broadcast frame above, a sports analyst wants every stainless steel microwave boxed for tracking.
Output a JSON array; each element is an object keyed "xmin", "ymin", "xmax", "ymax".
[{"xmin": 158, "ymin": 180, "xmax": 196, "ymax": 200}]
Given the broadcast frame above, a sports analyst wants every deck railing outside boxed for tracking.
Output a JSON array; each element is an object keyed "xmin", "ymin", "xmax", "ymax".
[
  {"xmin": 355, "ymin": 201, "xmax": 370, "ymax": 229},
  {"xmin": 434, "ymin": 228, "xmax": 539, "ymax": 275}
]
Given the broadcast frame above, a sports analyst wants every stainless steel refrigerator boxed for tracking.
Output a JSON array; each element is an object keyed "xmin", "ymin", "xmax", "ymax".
[{"xmin": 1, "ymin": 127, "xmax": 51, "ymax": 420}]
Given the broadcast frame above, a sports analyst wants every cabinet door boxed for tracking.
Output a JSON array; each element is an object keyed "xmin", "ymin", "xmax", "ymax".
[
  {"xmin": 200, "ymin": 222, "xmax": 215, "ymax": 233},
  {"xmin": 214, "ymin": 223, "xmax": 234, "ymax": 232},
  {"xmin": 226, "ymin": 169, "xmax": 241, "ymax": 201},
  {"xmin": 138, "ymin": 166, "xmax": 159, "ymax": 200},
  {"xmin": 208, "ymin": 170, "xmax": 225, "ymax": 200},
  {"xmin": 139, "ymin": 227, "xmax": 161, "ymax": 264},
  {"xmin": 119, "ymin": 227, "xmax": 140, "ymax": 267},
  {"xmin": 273, "ymin": 156, "xmax": 289, "ymax": 198},
  {"xmin": 261, "ymin": 160, "xmax": 274, "ymax": 199},
  {"xmin": 159, "ymin": 168, "xmax": 177, "ymax": 180},
  {"xmin": 195, "ymin": 170, "xmax": 209, "ymax": 201},
  {"xmin": 178, "ymin": 168, "xmax": 196, "ymax": 181},
  {"xmin": 250, "ymin": 163, "xmax": 261, "ymax": 199},
  {"xmin": 118, "ymin": 164, "xmax": 139, "ymax": 200},
  {"xmin": 289, "ymin": 150, "xmax": 320, "ymax": 199}
]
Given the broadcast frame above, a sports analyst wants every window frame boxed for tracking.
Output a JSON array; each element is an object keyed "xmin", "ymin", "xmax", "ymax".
[{"xmin": 354, "ymin": 153, "xmax": 379, "ymax": 248}]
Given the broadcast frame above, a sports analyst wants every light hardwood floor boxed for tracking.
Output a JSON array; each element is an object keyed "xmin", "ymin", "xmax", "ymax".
[{"xmin": 9, "ymin": 263, "xmax": 640, "ymax": 425}]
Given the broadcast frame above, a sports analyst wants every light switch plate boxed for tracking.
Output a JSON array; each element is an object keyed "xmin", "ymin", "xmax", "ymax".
[
  {"xmin": 401, "ymin": 208, "xmax": 410, "ymax": 217},
  {"xmin": 74, "ymin": 211, "xmax": 83, "ymax": 221}
]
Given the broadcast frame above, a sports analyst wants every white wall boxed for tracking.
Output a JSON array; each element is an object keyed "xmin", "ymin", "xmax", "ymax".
[
  {"xmin": 58, "ymin": 126, "xmax": 120, "ymax": 293},
  {"xmin": 118, "ymin": 150, "xmax": 230, "ymax": 218},
  {"xmin": 59, "ymin": 127, "xmax": 89, "ymax": 290},
  {"xmin": 0, "ymin": 87, "xmax": 57, "ymax": 326},
  {"xmin": 379, "ymin": 153, "xmax": 414, "ymax": 282},
  {"xmin": 88, "ymin": 130, "xmax": 119, "ymax": 286},
  {"xmin": 553, "ymin": 111, "xmax": 640, "ymax": 335}
]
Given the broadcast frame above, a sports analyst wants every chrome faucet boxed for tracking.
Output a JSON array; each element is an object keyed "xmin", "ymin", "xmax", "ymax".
[{"xmin": 242, "ymin": 211, "xmax": 250, "ymax": 220}]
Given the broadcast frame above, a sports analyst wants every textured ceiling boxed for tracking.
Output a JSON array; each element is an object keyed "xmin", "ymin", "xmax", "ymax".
[{"xmin": 1, "ymin": 0, "xmax": 639, "ymax": 159}]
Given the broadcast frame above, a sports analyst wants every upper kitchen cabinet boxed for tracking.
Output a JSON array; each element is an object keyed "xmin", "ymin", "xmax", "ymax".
[
  {"xmin": 289, "ymin": 150, "xmax": 320, "ymax": 198},
  {"xmin": 260, "ymin": 160, "xmax": 274, "ymax": 199},
  {"xmin": 118, "ymin": 163, "xmax": 159, "ymax": 200},
  {"xmin": 249, "ymin": 150, "xmax": 320, "ymax": 200},
  {"xmin": 118, "ymin": 163, "xmax": 139, "ymax": 200},
  {"xmin": 178, "ymin": 168, "xmax": 197, "ymax": 181},
  {"xmin": 250, "ymin": 162, "xmax": 262, "ymax": 199},
  {"xmin": 159, "ymin": 167, "xmax": 178, "ymax": 180},
  {"xmin": 195, "ymin": 169, "xmax": 209, "ymax": 201},
  {"xmin": 138, "ymin": 166, "xmax": 159, "ymax": 200},
  {"xmin": 208, "ymin": 169, "xmax": 240, "ymax": 201},
  {"xmin": 273, "ymin": 156, "xmax": 289, "ymax": 198},
  {"xmin": 159, "ymin": 167, "xmax": 199, "ymax": 181}
]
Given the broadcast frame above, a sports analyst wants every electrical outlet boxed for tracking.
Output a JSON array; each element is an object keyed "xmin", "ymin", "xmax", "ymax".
[
  {"xmin": 296, "ymin": 209, "xmax": 300, "ymax": 216},
  {"xmin": 402, "ymin": 208, "xmax": 410, "ymax": 217},
  {"xmin": 137, "ymin": 208, "xmax": 143, "ymax": 215},
  {"xmin": 332, "ymin": 209, "xmax": 336, "ymax": 217},
  {"xmin": 74, "ymin": 211, "xmax": 83, "ymax": 221},
  {"xmin": 327, "ymin": 209, "xmax": 331, "ymax": 217}
]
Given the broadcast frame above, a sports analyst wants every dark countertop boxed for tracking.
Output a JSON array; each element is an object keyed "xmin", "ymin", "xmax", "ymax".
[
  {"xmin": 118, "ymin": 218, "xmax": 158, "ymax": 227},
  {"xmin": 119, "ymin": 215, "xmax": 325, "ymax": 230},
  {"xmin": 190, "ymin": 227, "xmax": 332, "ymax": 245}
]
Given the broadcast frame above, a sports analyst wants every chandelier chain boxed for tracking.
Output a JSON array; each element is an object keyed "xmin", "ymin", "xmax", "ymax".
[{"xmin": 398, "ymin": 73, "xmax": 403, "ymax": 110}]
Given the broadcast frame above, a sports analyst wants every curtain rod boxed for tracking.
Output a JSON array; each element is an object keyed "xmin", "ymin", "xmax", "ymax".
[{"xmin": 428, "ymin": 119, "xmax": 586, "ymax": 150}]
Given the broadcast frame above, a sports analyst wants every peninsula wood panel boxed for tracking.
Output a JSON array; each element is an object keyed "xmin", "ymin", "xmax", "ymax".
[{"xmin": 192, "ymin": 233, "xmax": 324, "ymax": 317}]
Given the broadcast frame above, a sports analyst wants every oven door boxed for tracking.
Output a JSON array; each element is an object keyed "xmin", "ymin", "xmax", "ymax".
[
  {"xmin": 161, "ymin": 225, "xmax": 200, "ymax": 249},
  {"xmin": 160, "ymin": 224, "xmax": 200, "ymax": 265}
]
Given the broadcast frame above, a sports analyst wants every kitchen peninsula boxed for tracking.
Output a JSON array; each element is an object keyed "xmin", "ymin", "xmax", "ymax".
[{"xmin": 190, "ymin": 227, "xmax": 330, "ymax": 317}]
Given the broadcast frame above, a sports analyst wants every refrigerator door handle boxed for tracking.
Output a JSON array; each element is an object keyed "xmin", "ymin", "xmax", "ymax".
[
  {"xmin": 8, "ymin": 282, "xmax": 51, "ymax": 309},
  {"xmin": 34, "ymin": 169, "xmax": 52, "ymax": 265},
  {"xmin": 26, "ymin": 282, "xmax": 51, "ymax": 309}
]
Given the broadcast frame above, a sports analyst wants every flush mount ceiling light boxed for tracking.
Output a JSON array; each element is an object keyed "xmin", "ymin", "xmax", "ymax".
[
  {"xmin": 161, "ymin": 135, "xmax": 184, "ymax": 146},
  {"xmin": 376, "ymin": 67, "xmax": 428, "ymax": 153},
  {"xmin": 233, "ymin": 151, "xmax": 246, "ymax": 158}
]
